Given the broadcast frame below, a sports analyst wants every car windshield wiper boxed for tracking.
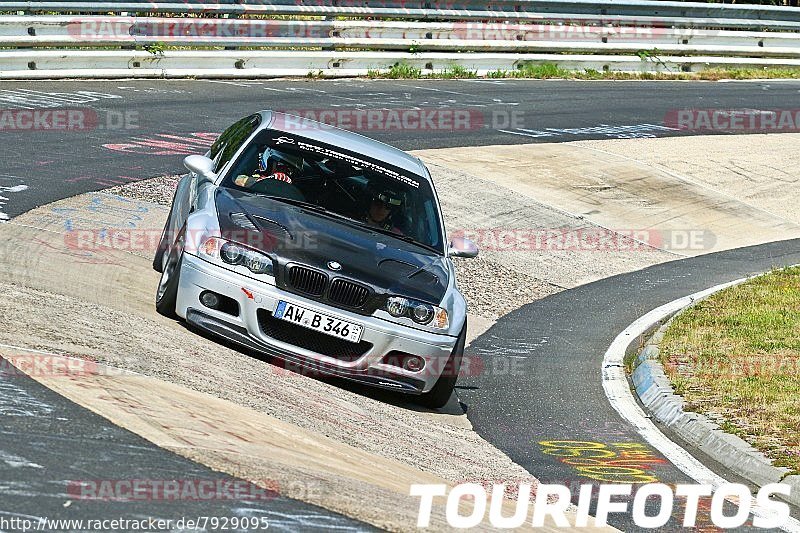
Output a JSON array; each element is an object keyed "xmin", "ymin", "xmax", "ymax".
[{"xmin": 365, "ymin": 225, "xmax": 442, "ymax": 255}]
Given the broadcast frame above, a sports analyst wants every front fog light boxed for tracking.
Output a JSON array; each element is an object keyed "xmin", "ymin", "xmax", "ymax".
[
  {"xmin": 404, "ymin": 356, "xmax": 424, "ymax": 372},
  {"xmin": 200, "ymin": 290, "xmax": 221, "ymax": 309}
]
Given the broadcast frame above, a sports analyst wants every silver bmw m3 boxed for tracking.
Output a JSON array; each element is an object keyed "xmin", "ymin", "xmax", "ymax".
[{"xmin": 153, "ymin": 111, "xmax": 478, "ymax": 408}]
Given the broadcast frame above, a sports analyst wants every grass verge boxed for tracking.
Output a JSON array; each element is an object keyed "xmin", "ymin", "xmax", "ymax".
[
  {"xmin": 366, "ymin": 62, "xmax": 800, "ymax": 81},
  {"xmin": 659, "ymin": 267, "xmax": 800, "ymax": 474}
]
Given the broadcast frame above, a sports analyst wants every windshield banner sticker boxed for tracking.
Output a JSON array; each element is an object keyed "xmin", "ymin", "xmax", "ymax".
[{"xmin": 271, "ymin": 137, "xmax": 420, "ymax": 189}]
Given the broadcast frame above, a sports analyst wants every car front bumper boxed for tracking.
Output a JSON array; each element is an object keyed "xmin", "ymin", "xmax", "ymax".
[{"xmin": 176, "ymin": 253, "xmax": 459, "ymax": 394}]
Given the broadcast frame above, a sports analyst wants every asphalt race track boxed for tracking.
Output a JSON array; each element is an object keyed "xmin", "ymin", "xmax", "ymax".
[
  {"xmin": 0, "ymin": 367, "xmax": 373, "ymax": 532},
  {"xmin": 460, "ymin": 239, "xmax": 800, "ymax": 531},
  {"xmin": 3, "ymin": 78, "xmax": 800, "ymax": 218},
  {"xmin": 3, "ymin": 78, "xmax": 800, "ymax": 530}
]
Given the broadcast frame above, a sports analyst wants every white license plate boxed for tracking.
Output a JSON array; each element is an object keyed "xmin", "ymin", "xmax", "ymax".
[{"xmin": 273, "ymin": 301, "xmax": 363, "ymax": 343}]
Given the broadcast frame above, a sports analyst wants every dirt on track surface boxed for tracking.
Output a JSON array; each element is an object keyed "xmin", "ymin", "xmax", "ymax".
[
  {"xmin": 575, "ymin": 133, "xmax": 800, "ymax": 226},
  {"xmin": 415, "ymin": 134, "xmax": 800, "ymax": 259}
]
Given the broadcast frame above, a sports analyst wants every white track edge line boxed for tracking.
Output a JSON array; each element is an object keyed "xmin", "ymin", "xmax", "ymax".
[{"xmin": 602, "ymin": 277, "xmax": 800, "ymax": 532}]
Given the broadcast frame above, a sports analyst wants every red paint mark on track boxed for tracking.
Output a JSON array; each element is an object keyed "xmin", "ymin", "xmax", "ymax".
[{"xmin": 102, "ymin": 132, "xmax": 218, "ymax": 155}]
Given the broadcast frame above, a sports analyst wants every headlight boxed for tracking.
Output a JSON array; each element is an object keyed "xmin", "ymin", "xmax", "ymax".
[
  {"xmin": 245, "ymin": 253, "xmax": 273, "ymax": 275},
  {"xmin": 221, "ymin": 242, "xmax": 245, "ymax": 265},
  {"xmin": 384, "ymin": 296, "xmax": 449, "ymax": 329},
  {"xmin": 199, "ymin": 237, "xmax": 274, "ymax": 276}
]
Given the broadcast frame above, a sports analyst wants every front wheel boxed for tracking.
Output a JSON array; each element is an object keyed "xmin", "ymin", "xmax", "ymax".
[
  {"xmin": 417, "ymin": 322, "xmax": 467, "ymax": 409},
  {"xmin": 155, "ymin": 227, "xmax": 185, "ymax": 319}
]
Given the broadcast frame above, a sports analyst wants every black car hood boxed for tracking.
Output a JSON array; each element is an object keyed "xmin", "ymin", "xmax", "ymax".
[{"xmin": 216, "ymin": 188, "xmax": 448, "ymax": 310}]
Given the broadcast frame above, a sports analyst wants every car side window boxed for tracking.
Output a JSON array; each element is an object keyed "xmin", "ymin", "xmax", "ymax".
[
  {"xmin": 423, "ymin": 199, "xmax": 441, "ymax": 249},
  {"xmin": 209, "ymin": 114, "xmax": 260, "ymax": 173}
]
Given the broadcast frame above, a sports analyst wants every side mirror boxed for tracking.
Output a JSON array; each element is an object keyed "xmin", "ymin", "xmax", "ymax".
[
  {"xmin": 449, "ymin": 237, "xmax": 479, "ymax": 258},
  {"xmin": 184, "ymin": 155, "xmax": 216, "ymax": 182}
]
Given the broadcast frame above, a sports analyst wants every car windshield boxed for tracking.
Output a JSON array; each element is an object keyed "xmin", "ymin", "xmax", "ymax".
[{"xmin": 221, "ymin": 131, "xmax": 444, "ymax": 253}]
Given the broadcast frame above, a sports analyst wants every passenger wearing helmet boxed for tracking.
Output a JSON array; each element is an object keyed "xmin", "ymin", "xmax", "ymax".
[
  {"xmin": 234, "ymin": 148, "xmax": 303, "ymax": 188},
  {"xmin": 364, "ymin": 186, "xmax": 404, "ymax": 234}
]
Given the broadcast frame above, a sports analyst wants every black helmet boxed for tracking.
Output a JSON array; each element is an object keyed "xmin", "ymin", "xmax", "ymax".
[
  {"xmin": 259, "ymin": 148, "xmax": 303, "ymax": 176},
  {"xmin": 367, "ymin": 181, "xmax": 403, "ymax": 209}
]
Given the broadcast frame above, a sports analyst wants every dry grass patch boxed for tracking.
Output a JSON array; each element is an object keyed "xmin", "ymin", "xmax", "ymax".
[{"xmin": 659, "ymin": 267, "xmax": 800, "ymax": 474}]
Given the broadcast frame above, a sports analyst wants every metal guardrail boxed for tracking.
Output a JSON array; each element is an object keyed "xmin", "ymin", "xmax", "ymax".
[
  {"xmin": 0, "ymin": 0, "xmax": 799, "ymax": 78},
  {"xmin": 3, "ymin": 0, "xmax": 800, "ymax": 22},
  {"xmin": 5, "ymin": 50, "xmax": 800, "ymax": 79},
  {"xmin": 3, "ymin": 0, "xmax": 800, "ymax": 34},
  {"xmin": 3, "ymin": 9, "xmax": 800, "ymax": 30},
  {"xmin": 3, "ymin": 16, "xmax": 800, "ymax": 56}
]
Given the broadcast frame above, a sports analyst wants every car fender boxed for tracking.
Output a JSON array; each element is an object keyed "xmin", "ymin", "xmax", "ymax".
[{"xmin": 438, "ymin": 258, "xmax": 467, "ymax": 336}]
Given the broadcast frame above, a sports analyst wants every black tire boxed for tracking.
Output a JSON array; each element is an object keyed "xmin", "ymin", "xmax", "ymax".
[
  {"xmin": 155, "ymin": 226, "xmax": 185, "ymax": 319},
  {"xmin": 152, "ymin": 210, "xmax": 174, "ymax": 273},
  {"xmin": 153, "ymin": 232, "xmax": 168, "ymax": 273},
  {"xmin": 153, "ymin": 182, "xmax": 184, "ymax": 273},
  {"xmin": 417, "ymin": 322, "xmax": 467, "ymax": 409}
]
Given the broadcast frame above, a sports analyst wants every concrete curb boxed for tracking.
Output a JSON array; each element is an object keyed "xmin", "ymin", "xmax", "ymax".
[{"xmin": 631, "ymin": 309, "xmax": 800, "ymax": 508}]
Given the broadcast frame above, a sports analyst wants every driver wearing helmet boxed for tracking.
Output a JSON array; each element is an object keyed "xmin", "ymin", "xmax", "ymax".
[
  {"xmin": 234, "ymin": 148, "xmax": 303, "ymax": 188},
  {"xmin": 364, "ymin": 185, "xmax": 404, "ymax": 234}
]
